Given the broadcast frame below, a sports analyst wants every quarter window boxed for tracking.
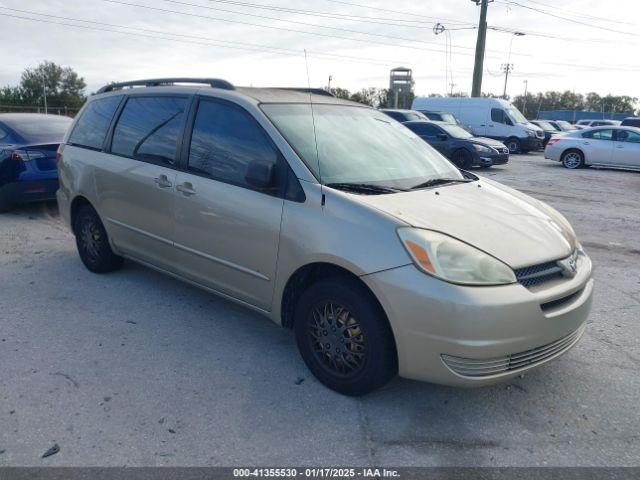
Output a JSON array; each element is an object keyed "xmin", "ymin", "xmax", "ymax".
[
  {"xmin": 111, "ymin": 96, "xmax": 187, "ymax": 165},
  {"xmin": 69, "ymin": 96, "xmax": 121, "ymax": 150},
  {"xmin": 188, "ymin": 99, "xmax": 279, "ymax": 189}
]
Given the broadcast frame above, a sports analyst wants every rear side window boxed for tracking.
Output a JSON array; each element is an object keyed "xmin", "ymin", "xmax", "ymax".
[
  {"xmin": 111, "ymin": 96, "xmax": 187, "ymax": 166},
  {"xmin": 582, "ymin": 129, "xmax": 613, "ymax": 140},
  {"xmin": 187, "ymin": 99, "xmax": 279, "ymax": 189},
  {"xmin": 408, "ymin": 123, "xmax": 441, "ymax": 137},
  {"xmin": 69, "ymin": 96, "xmax": 121, "ymax": 150},
  {"xmin": 622, "ymin": 119, "xmax": 640, "ymax": 127},
  {"xmin": 616, "ymin": 129, "xmax": 640, "ymax": 143}
]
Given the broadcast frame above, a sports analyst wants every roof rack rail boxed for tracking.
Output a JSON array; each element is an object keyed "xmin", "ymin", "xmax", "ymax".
[
  {"xmin": 97, "ymin": 78, "xmax": 235, "ymax": 94},
  {"xmin": 276, "ymin": 88, "xmax": 335, "ymax": 98}
]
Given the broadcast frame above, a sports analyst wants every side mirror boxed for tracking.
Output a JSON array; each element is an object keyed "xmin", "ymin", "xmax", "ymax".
[
  {"xmin": 245, "ymin": 160, "xmax": 275, "ymax": 190},
  {"xmin": 437, "ymin": 133, "xmax": 448, "ymax": 141}
]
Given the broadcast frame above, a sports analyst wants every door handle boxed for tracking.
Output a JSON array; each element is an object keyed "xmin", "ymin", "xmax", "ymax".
[
  {"xmin": 582, "ymin": 142, "xmax": 590, "ymax": 145},
  {"xmin": 154, "ymin": 174, "xmax": 172, "ymax": 188},
  {"xmin": 176, "ymin": 182, "xmax": 196, "ymax": 196}
]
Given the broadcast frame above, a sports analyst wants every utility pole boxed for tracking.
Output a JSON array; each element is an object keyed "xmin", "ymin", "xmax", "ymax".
[
  {"xmin": 449, "ymin": 82, "xmax": 457, "ymax": 96},
  {"xmin": 522, "ymin": 80, "xmax": 528, "ymax": 116},
  {"xmin": 327, "ymin": 75, "xmax": 332, "ymax": 91},
  {"xmin": 501, "ymin": 63, "xmax": 513, "ymax": 98},
  {"xmin": 471, "ymin": 0, "xmax": 490, "ymax": 97}
]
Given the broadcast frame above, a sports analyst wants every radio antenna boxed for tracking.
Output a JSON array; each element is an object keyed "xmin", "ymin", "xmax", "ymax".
[{"xmin": 304, "ymin": 49, "xmax": 324, "ymax": 204}]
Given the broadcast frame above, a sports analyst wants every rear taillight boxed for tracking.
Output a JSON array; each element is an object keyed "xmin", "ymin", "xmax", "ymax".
[
  {"xmin": 56, "ymin": 143, "xmax": 65, "ymax": 163},
  {"xmin": 546, "ymin": 138, "xmax": 561, "ymax": 147},
  {"xmin": 10, "ymin": 150, "xmax": 26, "ymax": 162}
]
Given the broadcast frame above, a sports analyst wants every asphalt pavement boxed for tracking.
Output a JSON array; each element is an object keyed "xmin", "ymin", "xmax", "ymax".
[{"xmin": 0, "ymin": 152, "xmax": 639, "ymax": 466}]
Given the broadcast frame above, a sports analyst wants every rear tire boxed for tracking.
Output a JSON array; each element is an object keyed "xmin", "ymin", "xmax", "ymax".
[
  {"xmin": 451, "ymin": 149, "xmax": 473, "ymax": 169},
  {"xmin": 73, "ymin": 204, "xmax": 123, "ymax": 273},
  {"xmin": 561, "ymin": 149, "xmax": 584, "ymax": 169},
  {"xmin": 293, "ymin": 277, "xmax": 397, "ymax": 396},
  {"xmin": 506, "ymin": 138, "xmax": 521, "ymax": 154}
]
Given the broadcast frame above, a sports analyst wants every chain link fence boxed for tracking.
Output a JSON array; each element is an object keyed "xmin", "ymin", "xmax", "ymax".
[{"xmin": 0, "ymin": 104, "xmax": 82, "ymax": 117}]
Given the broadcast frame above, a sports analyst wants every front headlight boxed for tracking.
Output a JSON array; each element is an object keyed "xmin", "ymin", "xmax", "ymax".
[
  {"xmin": 526, "ymin": 130, "xmax": 536, "ymax": 137},
  {"xmin": 397, "ymin": 228, "xmax": 517, "ymax": 285},
  {"xmin": 472, "ymin": 144, "xmax": 494, "ymax": 154}
]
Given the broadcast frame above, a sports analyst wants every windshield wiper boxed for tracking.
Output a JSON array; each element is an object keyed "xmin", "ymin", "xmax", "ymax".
[
  {"xmin": 410, "ymin": 178, "xmax": 472, "ymax": 190},
  {"xmin": 326, "ymin": 182, "xmax": 404, "ymax": 194}
]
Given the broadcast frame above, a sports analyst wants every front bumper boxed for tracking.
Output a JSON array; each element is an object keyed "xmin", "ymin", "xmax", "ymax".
[
  {"xmin": 522, "ymin": 136, "xmax": 543, "ymax": 151},
  {"xmin": 362, "ymin": 253, "xmax": 593, "ymax": 386}
]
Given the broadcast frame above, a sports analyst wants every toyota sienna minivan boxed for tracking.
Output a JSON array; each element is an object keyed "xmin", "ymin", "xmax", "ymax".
[{"xmin": 56, "ymin": 78, "xmax": 594, "ymax": 395}]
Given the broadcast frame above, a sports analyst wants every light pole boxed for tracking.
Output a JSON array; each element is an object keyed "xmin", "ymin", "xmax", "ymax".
[
  {"xmin": 42, "ymin": 75, "xmax": 48, "ymax": 114},
  {"xmin": 522, "ymin": 80, "xmax": 528, "ymax": 116},
  {"xmin": 502, "ymin": 31, "xmax": 525, "ymax": 98}
]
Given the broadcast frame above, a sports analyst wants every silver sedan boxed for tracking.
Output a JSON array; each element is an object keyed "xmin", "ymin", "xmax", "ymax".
[{"xmin": 545, "ymin": 126, "xmax": 640, "ymax": 169}]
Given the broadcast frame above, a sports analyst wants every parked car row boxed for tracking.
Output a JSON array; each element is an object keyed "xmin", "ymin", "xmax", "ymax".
[{"xmin": 411, "ymin": 97, "xmax": 545, "ymax": 154}]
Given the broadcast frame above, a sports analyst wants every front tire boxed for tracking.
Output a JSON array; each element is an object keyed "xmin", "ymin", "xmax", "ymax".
[
  {"xmin": 451, "ymin": 149, "xmax": 473, "ymax": 169},
  {"xmin": 506, "ymin": 138, "xmax": 521, "ymax": 154},
  {"xmin": 73, "ymin": 205, "xmax": 123, "ymax": 273},
  {"xmin": 294, "ymin": 277, "xmax": 397, "ymax": 396},
  {"xmin": 561, "ymin": 149, "xmax": 584, "ymax": 169}
]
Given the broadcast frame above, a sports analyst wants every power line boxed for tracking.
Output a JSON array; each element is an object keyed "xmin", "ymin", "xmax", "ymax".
[
  {"xmin": 321, "ymin": 0, "xmax": 477, "ymax": 26},
  {"xmin": 203, "ymin": 0, "xmax": 470, "ymax": 29},
  {"xmin": 496, "ymin": 1, "xmax": 640, "ymax": 37},
  {"xmin": 102, "ymin": 0, "xmax": 480, "ymax": 57},
  {"xmin": 522, "ymin": 0, "xmax": 634, "ymax": 26},
  {"xmin": 155, "ymin": 0, "xmax": 479, "ymax": 51},
  {"xmin": 0, "ymin": 9, "xmax": 407, "ymax": 67}
]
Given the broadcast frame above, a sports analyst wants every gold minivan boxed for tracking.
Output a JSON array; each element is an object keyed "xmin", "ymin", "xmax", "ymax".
[{"xmin": 57, "ymin": 79, "xmax": 594, "ymax": 395}]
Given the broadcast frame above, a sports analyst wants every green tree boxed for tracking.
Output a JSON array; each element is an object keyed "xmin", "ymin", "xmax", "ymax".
[{"xmin": 20, "ymin": 61, "xmax": 87, "ymax": 108}]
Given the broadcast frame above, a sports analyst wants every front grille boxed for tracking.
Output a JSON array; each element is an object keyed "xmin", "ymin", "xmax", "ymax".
[
  {"xmin": 441, "ymin": 326, "xmax": 584, "ymax": 378},
  {"xmin": 515, "ymin": 260, "xmax": 563, "ymax": 288}
]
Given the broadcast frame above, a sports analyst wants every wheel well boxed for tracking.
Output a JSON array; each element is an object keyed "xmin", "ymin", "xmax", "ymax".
[
  {"xmin": 280, "ymin": 263, "xmax": 385, "ymax": 330},
  {"xmin": 70, "ymin": 196, "xmax": 93, "ymax": 235},
  {"xmin": 505, "ymin": 136, "xmax": 520, "ymax": 145}
]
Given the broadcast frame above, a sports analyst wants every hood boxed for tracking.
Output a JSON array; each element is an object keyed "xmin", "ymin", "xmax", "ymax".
[
  {"xmin": 527, "ymin": 123, "xmax": 544, "ymax": 132},
  {"xmin": 468, "ymin": 137, "xmax": 508, "ymax": 149},
  {"xmin": 354, "ymin": 178, "xmax": 576, "ymax": 269}
]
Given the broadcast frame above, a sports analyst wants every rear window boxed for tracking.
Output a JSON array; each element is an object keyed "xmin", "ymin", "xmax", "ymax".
[
  {"xmin": 6, "ymin": 116, "xmax": 72, "ymax": 141},
  {"xmin": 69, "ymin": 96, "xmax": 121, "ymax": 150},
  {"xmin": 111, "ymin": 96, "xmax": 187, "ymax": 166}
]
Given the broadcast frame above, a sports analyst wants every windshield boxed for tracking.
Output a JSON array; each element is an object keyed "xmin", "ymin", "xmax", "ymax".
[
  {"xmin": 8, "ymin": 116, "xmax": 72, "ymax": 141},
  {"xmin": 505, "ymin": 107, "xmax": 528, "ymax": 124},
  {"xmin": 262, "ymin": 104, "xmax": 463, "ymax": 189},
  {"xmin": 556, "ymin": 121, "xmax": 576, "ymax": 130},
  {"xmin": 536, "ymin": 121, "xmax": 554, "ymax": 130},
  {"xmin": 440, "ymin": 124, "xmax": 473, "ymax": 139},
  {"xmin": 439, "ymin": 113, "xmax": 457, "ymax": 124}
]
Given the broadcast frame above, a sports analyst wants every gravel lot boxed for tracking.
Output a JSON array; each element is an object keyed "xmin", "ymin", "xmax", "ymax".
[{"xmin": 1, "ymin": 152, "xmax": 639, "ymax": 467}]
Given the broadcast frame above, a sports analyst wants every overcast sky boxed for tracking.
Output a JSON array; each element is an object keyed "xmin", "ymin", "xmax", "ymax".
[{"xmin": 1, "ymin": 0, "xmax": 639, "ymax": 100}]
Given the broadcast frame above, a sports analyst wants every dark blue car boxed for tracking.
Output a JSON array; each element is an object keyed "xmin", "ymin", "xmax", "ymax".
[{"xmin": 0, "ymin": 113, "xmax": 72, "ymax": 212}]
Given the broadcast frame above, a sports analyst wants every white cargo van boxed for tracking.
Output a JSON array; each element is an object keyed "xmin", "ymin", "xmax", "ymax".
[{"xmin": 412, "ymin": 97, "xmax": 544, "ymax": 153}]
